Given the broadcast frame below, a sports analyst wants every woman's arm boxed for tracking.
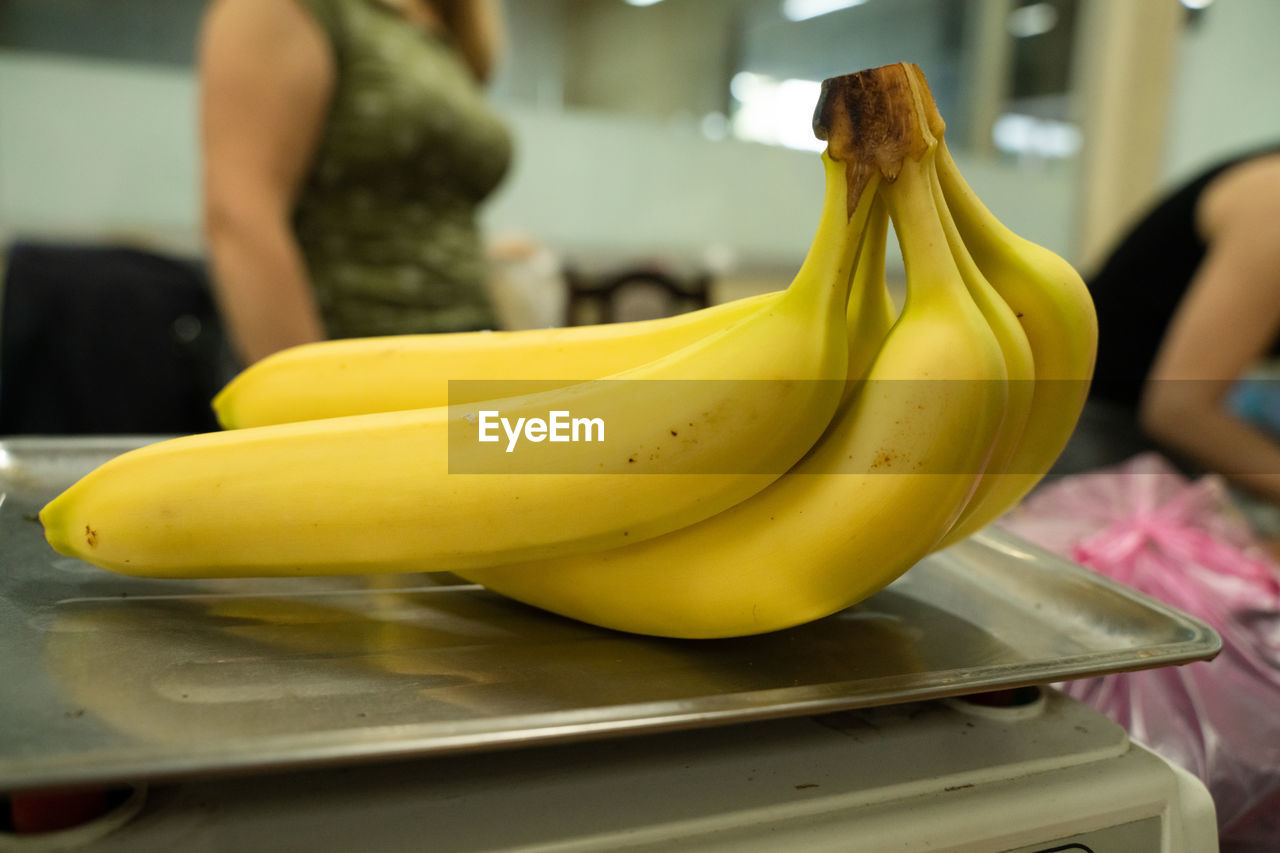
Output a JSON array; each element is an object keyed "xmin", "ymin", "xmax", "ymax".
[
  {"xmin": 198, "ymin": 0, "xmax": 334, "ymax": 365},
  {"xmin": 1139, "ymin": 154, "xmax": 1280, "ymax": 502}
]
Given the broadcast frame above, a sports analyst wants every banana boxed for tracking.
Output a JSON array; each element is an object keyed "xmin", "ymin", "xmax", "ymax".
[
  {"xmin": 908, "ymin": 72, "xmax": 1096, "ymax": 547},
  {"xmin": 460, "ymin": 65, "xmax": 1010, "ymax": 638},
  {"xmin": 212, "ymin": 290, "xmax": 783, "ymax": 429},
  {"xmin": 40, "ymin": 144, "xmax": 877, "ymax": 578},
  {"xmin": 927, "ymin": 148, "xmax": 1036, "ymax": 539}
]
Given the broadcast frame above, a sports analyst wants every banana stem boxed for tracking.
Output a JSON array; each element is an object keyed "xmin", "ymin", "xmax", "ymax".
[
  {"xmin": 933, "ymin": 142, "xmax": 1005, "ymax": 257},
  {"xmin": 930, "ymin": 154, "xmax": 990, "ymax": 297},
  {"xmin": 819, "ymin": 153, "xmax": 880, "ymax": 312},
  {"xmin": 898, "ymin": 61, "xmax": 1027, "ymax": 279},
  {"xmin": 848, "ymin": 196, "xmax": 890, "ymax": 319},
  {"xmin": 845, "ymin": 195, "xmax": 894, "ymax": 384},
  {"xmin": 880, "ymin": 150, "xmax": 958, "ymax": 305},
  {"xmin": 814, "ymin": 60, "xmax": 947, "ymax": 312},
  {"xmin": 793, "ymin": 156, "xmax": 880, "ymax": 316},
  {"xmin": 814, "ymin": 63, "xmax": 935, "ymax": 213},
  {"xmin": 896, "ymin": 63, "xmax": 995, "ymax": 249}
]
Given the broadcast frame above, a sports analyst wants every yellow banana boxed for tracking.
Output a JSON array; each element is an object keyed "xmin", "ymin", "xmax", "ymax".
[
  {"xmin": 460, "ymin": 66, "xmax": 1010, "ymax": 638},
  {"xmin": 928, "ymin": 148, "xmax": 1036, "ymax": 539},
  {"xmin": 212, "ymin": 290, "xmax": 782, "ymax": 429},
  {"xmin": 40, "ymin": 147, "xmax": 876, "ymax": 578},
  {"xmin": 215, "ymin": 207, "xmax": 901, "ymax": 432},
  {"xmin": 914, "ymin": 83, "xmax": 1095, "ymax": 548}
]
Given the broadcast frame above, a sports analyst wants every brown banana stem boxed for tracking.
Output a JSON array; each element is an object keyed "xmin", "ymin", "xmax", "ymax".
[
  {"xmin": 904, "ymin": 63, "xmax": 947, "ymax": 140},
  {"xmin": 813, "ymin": 62, "xmax": 938, "ymax": 218}
]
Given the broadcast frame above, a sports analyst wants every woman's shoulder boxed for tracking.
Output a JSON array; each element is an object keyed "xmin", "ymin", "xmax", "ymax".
[{"xmin": 1199, "ymin": 151, "xmax": 1280, "ymax": 243}]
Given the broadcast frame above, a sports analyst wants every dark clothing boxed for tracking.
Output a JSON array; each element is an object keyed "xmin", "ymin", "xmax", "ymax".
[
  {"xmin": 1087, "ymin": 146, "xmax": 1280, "ymax": 407},
  {"xmin": 0, "ymin": 242, "xmax": 232, "ymax": 435}
]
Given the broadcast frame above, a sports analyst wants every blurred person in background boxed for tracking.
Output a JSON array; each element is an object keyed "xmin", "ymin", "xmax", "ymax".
[
  {"xmin": 1061, "ymin": 148, "xmax": 1280, "ymax": 509},
  {"xmin": 198, "ymin": 0, "xmax": 512, "ymax": 365}
]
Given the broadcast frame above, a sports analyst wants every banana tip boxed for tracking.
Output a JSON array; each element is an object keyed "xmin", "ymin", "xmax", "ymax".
[
  {"xmin": 37, "ymin": 501, "xmax": 72, "ymax": 556},
  {"xmin": 209, "ymin": 383, "xmax": 238, "ymax": 430}
]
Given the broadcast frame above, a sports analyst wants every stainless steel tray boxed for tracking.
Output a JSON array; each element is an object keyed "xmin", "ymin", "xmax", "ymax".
[{"xmin": 0, "ymin": 437, "xmax": 1220, "ymax": 790}]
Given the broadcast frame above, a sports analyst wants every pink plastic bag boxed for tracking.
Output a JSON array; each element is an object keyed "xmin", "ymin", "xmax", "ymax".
[{"xmin": 999, "ymin": 453, "xmax": 1280, "ymax": 850}]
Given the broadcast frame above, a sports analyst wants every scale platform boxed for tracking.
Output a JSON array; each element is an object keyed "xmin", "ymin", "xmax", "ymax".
[{"xmin": 0, "ymin": 437, "xmax": 1221, "ymax": 792}]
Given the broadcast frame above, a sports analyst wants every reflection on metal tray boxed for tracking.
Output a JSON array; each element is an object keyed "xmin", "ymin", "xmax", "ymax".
[{"xmin": 0, "ymin": 438, "xmax": 1221, "ymax": 790}]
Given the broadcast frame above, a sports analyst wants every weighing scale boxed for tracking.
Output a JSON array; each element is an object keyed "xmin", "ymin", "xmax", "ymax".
[{"xmin": 0, "ymin": 439, "xmax": 1224, "ymax": 851}]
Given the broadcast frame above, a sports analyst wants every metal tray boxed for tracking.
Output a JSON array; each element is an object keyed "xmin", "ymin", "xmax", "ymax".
[{"xmin": 0, "ymin": 437, "xmax": 1220, "ymax": 790}]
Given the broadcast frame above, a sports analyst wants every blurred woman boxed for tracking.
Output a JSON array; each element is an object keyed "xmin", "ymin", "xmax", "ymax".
[{"xmin": 199, "ymin": 0, "xmax": 512, "ymax": 364}]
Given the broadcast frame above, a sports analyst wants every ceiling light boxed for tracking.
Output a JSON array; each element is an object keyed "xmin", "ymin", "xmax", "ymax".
[
  {"xmin": 1006, "ymin": 2, "xmax": 1058, "ymax": 38},
  {"xmin": 625, "ymin": 0, "xmax": 666, "ymax": 7},
  {"xmin": 1180, "ymin": 0, "xmax": 1214, "ymax": 8},
  {"xmin": 781, "ymin": 0, "xmax": 869, "ymax": 24},
  {"xmin": 992, "ymin": 113, "xmax": 1082, "ymax": 159}
]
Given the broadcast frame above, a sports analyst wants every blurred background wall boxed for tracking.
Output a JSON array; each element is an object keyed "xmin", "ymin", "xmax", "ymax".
[{"xmin": 1, "ymin": 0, "xmax": 1278, "ymax": 298}]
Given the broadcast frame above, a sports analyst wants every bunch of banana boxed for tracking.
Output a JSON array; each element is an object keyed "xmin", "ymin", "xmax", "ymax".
[
  {"xmin": 39, "ymin": 63, "xmax": 1096, "ymax": 639},
  {"xmin": 458, "ymin": 66, "xmax": 1017, "ymax": 637}
]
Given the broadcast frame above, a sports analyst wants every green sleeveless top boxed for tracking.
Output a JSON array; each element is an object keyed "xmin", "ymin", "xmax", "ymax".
[{"xmin": 294, "ymin": 0, "xmax": 512, "ymax": 337}]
